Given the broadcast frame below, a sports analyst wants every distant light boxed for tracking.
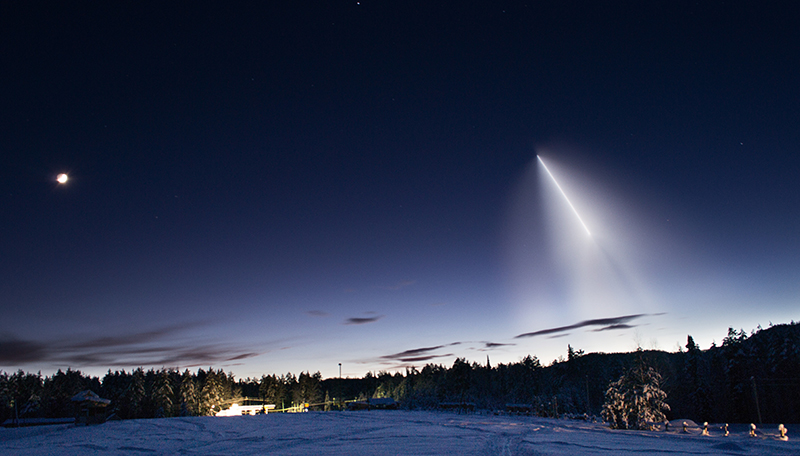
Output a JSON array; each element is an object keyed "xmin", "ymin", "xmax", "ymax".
[
  {"xmin": 537, "ymin": 155, "xmax": 591, "ymax": 236},
  {"xmin": 56, "ymin": 173, "xmax": 68, "ymax": 184}
]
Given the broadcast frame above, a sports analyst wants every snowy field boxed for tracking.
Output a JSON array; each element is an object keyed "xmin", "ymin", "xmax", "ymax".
[{"xmin": 1, "ymin": 411, "xmax": 796, "ymax": 456}]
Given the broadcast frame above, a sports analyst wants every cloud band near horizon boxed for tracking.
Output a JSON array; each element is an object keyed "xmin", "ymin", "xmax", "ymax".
[{"xmin": 514, "ymin": 313, "xmax": 665, "ymax": 339}]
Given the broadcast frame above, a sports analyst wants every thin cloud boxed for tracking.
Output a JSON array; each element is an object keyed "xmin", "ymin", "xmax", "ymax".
[
  {"xmin": 382, "ymin": 345, "xmax": 445, "ymax": 360},
  {"xmin": 390, "ymin": 353, "xmax": 454, "ymax": 363},
  {"xmin": 118, "ymin": 346, "xmax": 260, "ymax": 368},
  {"xmin": 225, "ymin": 352, "xmax": 260, "ymax": 361},
  {"xmin": 483, "ymin": 342, "xmax": 515, "ymax": 349},
  {"xmin": 0, "ymin": 336, "xmax": 48, "ymax": 363},
  {"xmin": 380, "ymin": 343, "xmax": 462, "ymax": 362},
  {"xmin": 306, "ymin": 310, "xmax": 330, "ymax": 317},
  {"xmin": 593, "ymin": 324, "xmax": 636, "ymax": 332},
  {"xmin": 343, "ymin": 315, "xmax": 384, "ymax": 325},
  {"xmin": 514, "ymin": 313, "xmax": 664, "ymax": 339},
  {"xmin": 62, "ymin": 321, "xmax": 209, "ymax": 350},
  {"xmin": 0, "ymin": 324, "xmax": 262, "ymax": 368}
]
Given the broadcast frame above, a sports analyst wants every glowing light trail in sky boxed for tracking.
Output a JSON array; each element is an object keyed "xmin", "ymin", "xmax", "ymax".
[{"xmin": 537, "ymin": 155, "xmax": 591, "ymax": 236}]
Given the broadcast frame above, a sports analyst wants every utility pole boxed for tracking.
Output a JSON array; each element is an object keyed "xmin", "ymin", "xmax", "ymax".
[
  {"xmin": 585, "ymin": 375, "xmax": 591, "ymax": 414},
  {"xmin": 751, "ymin": 377, "xmax": 762, "ymax": 424},
  {"xmin": 339, "ymin": 363, "xmax": 342, "ymax": 378}
]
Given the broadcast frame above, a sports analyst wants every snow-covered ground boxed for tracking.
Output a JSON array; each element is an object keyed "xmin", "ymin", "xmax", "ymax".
[{"xmin": 1, "ymin": 411, "xmax": 796, "ymax": 455}]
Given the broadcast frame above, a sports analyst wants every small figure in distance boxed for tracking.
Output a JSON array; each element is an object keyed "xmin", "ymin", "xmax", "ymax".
[
  {"xmin": 682, "ymin": 421, "xmax": 688, "ymax": 433},
  {"xmin": 722, "ymin": 423, "xmax": 729, "ymax": 437},
  {"xmin": 702, "ymin": 422, "xmax": 709, "ymax": 436},
  {"xmin": 750, "ymin": 423, "xmax": 757, "ymax": 437},
  {"xmin": 664, "ymin": 420, "xmax": 669, "ymax": 432}
]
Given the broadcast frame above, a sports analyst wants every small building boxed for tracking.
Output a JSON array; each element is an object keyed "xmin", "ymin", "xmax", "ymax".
[{"xmin": 71, "ymin": 390, "xmax": 111, "ymax": 425}]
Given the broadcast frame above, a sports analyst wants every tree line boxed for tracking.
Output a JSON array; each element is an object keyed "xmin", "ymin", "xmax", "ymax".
[
  {"xmin": 0, "ymin": 368, "xmax": 324, "ymax": 422},
  {"xmin": 2, "ymin": 322, "xmax": 798, "ymax": 424}
]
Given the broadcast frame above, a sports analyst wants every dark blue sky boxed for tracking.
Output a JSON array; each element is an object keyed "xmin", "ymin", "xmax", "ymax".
[{"xmin": 2, "ymin": 1, "xmax": 798, "ymax": 378}]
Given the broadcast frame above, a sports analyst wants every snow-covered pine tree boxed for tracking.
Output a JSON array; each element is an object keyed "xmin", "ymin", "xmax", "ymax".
[
  {"xmin": 602, "ymin": 350, "xmax": 670, "ymax": 430},
  {"xmin": 602, "ymin": 375, "xmax": 628, "ymax": 429},
  {"xmin": 152, "ymin": 369, "xmax": 175, "ymax": 418},
  {"xmin": 122, "ymin": 368, "xmax": 146, "ymax": 419},
  {"xmin": 199, "ymin": 370, "xmax": 225, "ymax": 415},
  {"xmin": 179, "ymin": 370, "xmax": 198, "ymax": 416}
]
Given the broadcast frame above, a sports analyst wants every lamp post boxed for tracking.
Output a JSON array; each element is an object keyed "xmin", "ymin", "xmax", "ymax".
[{"xmin": 339, "ymin": 363, "xmax": 342, "ymax": 378}]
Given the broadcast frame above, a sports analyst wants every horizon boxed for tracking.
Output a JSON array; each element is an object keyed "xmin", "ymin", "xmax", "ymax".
[{"xmin": 3, "ymin": 319, "xmax": 791, "ymax": 380}]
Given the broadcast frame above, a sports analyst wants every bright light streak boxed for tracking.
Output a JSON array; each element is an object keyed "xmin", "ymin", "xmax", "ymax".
[{"xmin": 537, "ymin": 155, "xmax": 591, "ymax": 236}]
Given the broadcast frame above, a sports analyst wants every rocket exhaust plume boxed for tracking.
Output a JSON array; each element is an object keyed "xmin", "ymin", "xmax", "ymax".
[{"xmin": 537, "ymin": 155, "xmax": 591, "ymax": 236}]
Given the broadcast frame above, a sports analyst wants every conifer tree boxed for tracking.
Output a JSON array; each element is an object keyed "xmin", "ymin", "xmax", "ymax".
[
  {"xmin": 259, "ymin": 375, "xmax": 278, "ymax": 404},
  {"xmin": 684, "ymin": 336, "xmax": 711, "ymax": 421},
  {"xmin": 179, "ymin": 370, "xmax": 198, "ymax": 416},
  {"xmin": 128, "ymin": 368, "xmax": 147, "ymax": 419},
  {"xmin": 153, "ymin": 369, "xmax": 175, "ymax": 418},
  {"xmin": 602, "ymin": 351, "xmax": 670, "ymax": 430},
  {"xmin": 296, "ymin": 372, "xmax": 322, "ymax": 409},
  {"xmin": 199, "ymin": 370, "xmax": 226, "ymax": 415}
]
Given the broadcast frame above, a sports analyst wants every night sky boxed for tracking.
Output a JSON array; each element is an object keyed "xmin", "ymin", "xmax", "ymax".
[{"xmin": 2, "ymin": 2, "xmax": 799, "ymax": 379}]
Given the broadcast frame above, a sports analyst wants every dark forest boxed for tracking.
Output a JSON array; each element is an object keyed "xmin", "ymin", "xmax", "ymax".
[{"xmin": 2, "ymin": 322, "xmax": 798, "ymax": 425}]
